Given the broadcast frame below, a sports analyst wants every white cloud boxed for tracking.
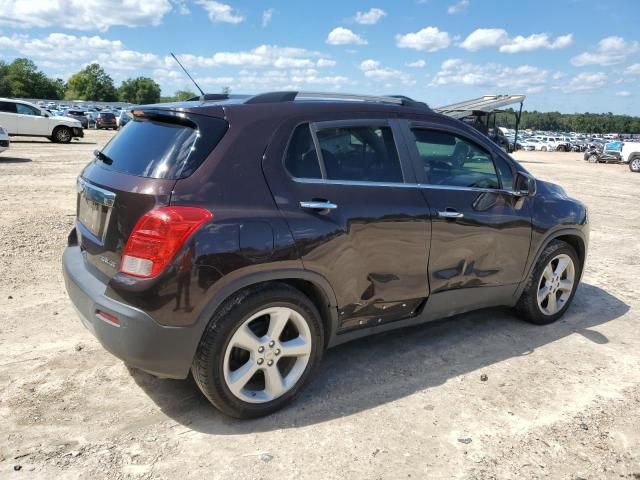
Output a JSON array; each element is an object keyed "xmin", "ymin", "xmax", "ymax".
[
  {"xmin": 359, "ymin": 59, "xmax": 415, "ymax": 85},
  {"xmin": 557, "ymin": 72, "xmax": 608, "ymax": 93},
  {"xmin": 354, "ymin": 8, "xmax": 386, "ymax": 25},
  {"xmin": 460, "ymin": 28, "xmax": 572, "ymax": 53},
  {"xmin": 499, "ymin": 33, "xmax": 573, "ymax": 53},
  {"xmin": 396, "ymin": 27, "xmax": 450, "ymax": 52},
  {"xmin": 625, "ymin": 63, "xmax": 640, "ymax": 75},
  {"xmin": 447, "ymin": 0, "xmax": 470, "ymax": 14},
  {"xmin": 616, "ymin": 91, "xmax": 632, "ymax": 97},
  {"xmin": 406, "ymin": 60, "xmax": 427, "ymax": 68},
  {"xmin": 316, "ymin": 58, "xmax": 337, "ymax": 68},
  {"xmin": 0, "ymin": 0, "xmax": 172, "ymax": 31},
  {"xmin": 571, "ymin": 36, "xmax": 640, "ymax": 66},
  {"xmin": 195, "ymin": 0, "xmax": 244, "ymax": 24},
  {"xmin": 262, "ymin": 8, "xmax": 274, "ymax": 27},
  {"xmin": 173, "ymin": 0, "xmax": 190, "ymax": 15},
  {"xmin": 460, "ymin": 28, "xmax": 508, "ymax": 51},
  {"xmin": 167, "ymin": 45, "xmax": 328, "ymax": 70},
  {"xmin": 431, "ymin": 58, "xmax": 548, "ymax": 93},
  {"xmin": 326, "ymin": 27, "xmax": 367, "ymax": 45},
  {"xmin": 194, "ymin": 69, "xmax": 351, "ymax": 92}
]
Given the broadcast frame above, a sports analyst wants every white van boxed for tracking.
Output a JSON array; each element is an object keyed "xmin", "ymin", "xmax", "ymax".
[{"xmin": 0, "ymin": 98, "xmax": 83, "ymax": 143}]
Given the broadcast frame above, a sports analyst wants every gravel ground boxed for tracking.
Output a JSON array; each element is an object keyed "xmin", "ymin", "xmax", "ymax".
[{"xmin": 0, "ymin": 130, "xmax": 639, "ymax": 479}]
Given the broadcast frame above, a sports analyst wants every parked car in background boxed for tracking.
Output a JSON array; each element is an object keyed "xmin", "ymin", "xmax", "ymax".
[
  {"xmin": 86, "ymin": 111, "xmax": 98, "ymax": 129},
  {"xmin": 584, "ymin": 144, "xmax": 621, "ymax": 163},
  {"xmin": 520, "ymin": 139, "xmax": 540, "ymax": 151},
  {"xmin": 0, "ymin": 98, "xmax": 83, "ymax": 143},
  {"xmin": 96, "ymin": 111, "xmax": 117, "ymax": 130},
  {"xmin": 64, "ymin": 109, "xmax": 89, "ymax": 129},
  {"xmin": 621, "ymin": 142, "xmax": 640, "ymax": 172},
  {"xmin": 116, "ymin": 110, "xmax": 131, "ymax": 129},
  {"xmin": 63, "ymin": 91, "xmax": 589, "ymax": 418},
  {"xmin": 0, "ymin": 125, "xmax": 10, "ymax": 154}
]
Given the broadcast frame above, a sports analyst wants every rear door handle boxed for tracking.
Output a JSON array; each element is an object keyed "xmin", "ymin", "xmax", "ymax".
[
  {"xmin": 437, "ymin": 210, "xmax": 464, "ymax": 219},
  {"xmin": 300, "ymin": 201, "xmax": 338, "ymax": 211}
]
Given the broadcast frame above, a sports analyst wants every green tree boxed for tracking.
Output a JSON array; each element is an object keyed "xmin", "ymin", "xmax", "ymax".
[
  {"xmin": 65, "ymin": 63, "xmax": 117, "ymax": 101},
  {"xmin": 0, "ymin": 58, "xmax": 64, "ymax": 99},
  {"xmin": 118, "ymin": 77, "xmax": 161, "ymax": 104}
]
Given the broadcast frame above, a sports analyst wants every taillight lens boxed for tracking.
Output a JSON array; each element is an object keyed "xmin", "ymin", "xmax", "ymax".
[{"xmin": 120, "ymin": 206, "xmax": 212, "ymax": 278}]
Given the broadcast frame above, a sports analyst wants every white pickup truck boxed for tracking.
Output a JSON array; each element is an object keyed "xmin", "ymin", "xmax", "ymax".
[
  {"xmin": 0, "ymin": 98, "xmax": 83, "ymax": 143},
  {"xmin": 621, "ymin": 142, "xmax": 640, "ymax": 173}
]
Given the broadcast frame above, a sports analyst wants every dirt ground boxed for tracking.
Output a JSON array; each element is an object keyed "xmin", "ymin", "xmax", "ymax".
[{"xmin": 1, "ymin": 129, "xmax": 639, "ymax": 479}]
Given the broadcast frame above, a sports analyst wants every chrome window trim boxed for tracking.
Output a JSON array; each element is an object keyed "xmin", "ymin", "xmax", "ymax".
[{"xmin": 291, "ymin": 176, "xmax": 516, "ymax": 195}]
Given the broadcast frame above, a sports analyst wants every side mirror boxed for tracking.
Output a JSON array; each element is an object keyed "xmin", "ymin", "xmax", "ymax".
[{"xmin": 514, "ymin": 171, "xmax": 536, "ymax": 197}]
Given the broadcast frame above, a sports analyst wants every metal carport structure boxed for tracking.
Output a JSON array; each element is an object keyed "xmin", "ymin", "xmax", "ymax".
[{"xmin": 435, "ymin": 94, "xmax": 526, "ymax": 151}]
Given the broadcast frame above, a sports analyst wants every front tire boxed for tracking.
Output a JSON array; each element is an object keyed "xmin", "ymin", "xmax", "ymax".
[
  {"xmin": 588, "ymin": 154, "xmax": 598, "ymax": 163},
  {"xmin": 192, "ymin": 283, "xmax": 324, "ymax": 418},
  {"xmin": 53, "ymin": 126, "xmax": 72, "ymax": 143},
  {"xmin": 630, "ymin": 156, "xmax": 640, "ymax": 173},
  {"xmin": 516, "ymin": 240, "xmax": 581, "ymax": 325}
]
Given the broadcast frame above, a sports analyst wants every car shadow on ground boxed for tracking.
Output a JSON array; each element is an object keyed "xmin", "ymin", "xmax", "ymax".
[
  {"xmin": 0, "ymin": 157, "xmax": 32, "ymax": 163},
  {"xmin": 129, "ymin": 282, "xmax": 629, "ymax": 433},
  {"xmin": 10, "ymin": 139, "xmax": 96, "ymax": 145}
]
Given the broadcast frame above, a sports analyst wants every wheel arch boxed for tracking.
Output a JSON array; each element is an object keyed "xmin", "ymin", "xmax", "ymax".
[
  {"xmin": 193, "ymin": 269, "xmax": 339, "ymax": 351},
  {"xmin": 515, "ymin": 228, "xmax": 587, "ymax": 301}
]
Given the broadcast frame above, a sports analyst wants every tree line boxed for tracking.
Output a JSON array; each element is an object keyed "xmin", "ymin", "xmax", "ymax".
[
  {"xmin": 0, "ymin": 58, "xmax": 181, "ymax": 104},
  {"xmin": 495, "ymin": 109, "xmax": 640, "ymax": 134}
]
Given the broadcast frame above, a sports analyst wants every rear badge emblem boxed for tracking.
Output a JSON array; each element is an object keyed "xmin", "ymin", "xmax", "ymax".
[{"xmin": 99, "ymin": 256, "xmax": 117, "ymax": 269}]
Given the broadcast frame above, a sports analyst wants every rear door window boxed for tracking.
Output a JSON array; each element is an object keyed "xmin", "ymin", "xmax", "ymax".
[
  {"xmin": 99, "ymin": 113, "xmax": 228, "ymax": 179},
  {"xmin": 316, "ymin": 125, "xmax": 403, "ymax": 183}
]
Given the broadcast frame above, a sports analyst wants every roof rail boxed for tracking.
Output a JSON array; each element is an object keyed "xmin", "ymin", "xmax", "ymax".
[{"xmin": 245, "ymin": 91, "xmax": 429, "ymax": 109}]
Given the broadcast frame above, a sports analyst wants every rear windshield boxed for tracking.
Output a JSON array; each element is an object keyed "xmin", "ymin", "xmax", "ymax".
[
  {"xmin": 99, "ymin": 112, "xmax": 228, "ymax": 179},
  {"xmin": 99, "ymin": 113, "xmax": 115, "ymax": 119}
]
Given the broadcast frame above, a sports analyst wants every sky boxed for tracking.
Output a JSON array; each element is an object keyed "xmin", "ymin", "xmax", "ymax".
[{"xmin": 0, "ymin": 0, "xmax": 638, "ymax": 114}]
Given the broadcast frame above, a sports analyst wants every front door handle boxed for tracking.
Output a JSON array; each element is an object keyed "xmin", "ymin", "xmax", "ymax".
[
  {"xmin": 300, "ymin": 201, "xmax": 338, "ymax": 211},
  {"xmin": 437, "ymin": 210, "xmax": 464, "ymax": 219}
]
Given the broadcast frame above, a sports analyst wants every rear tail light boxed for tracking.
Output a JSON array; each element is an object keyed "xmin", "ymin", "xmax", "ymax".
[{"xmin": 120, "ymin": 206, "xmax": 212, "ymax": 278}]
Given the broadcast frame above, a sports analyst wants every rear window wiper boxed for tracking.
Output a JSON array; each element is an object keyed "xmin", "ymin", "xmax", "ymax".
[{"xmin": 94, "ymin": 149, "xmax": 113, "ymax": 165}]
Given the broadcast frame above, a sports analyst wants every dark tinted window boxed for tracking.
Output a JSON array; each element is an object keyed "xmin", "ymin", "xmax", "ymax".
[
  {"xmin": 99, "ymin": 114, "xmax": 228, "ymax": 179},
  {"xmin": 316, "ymin": 125, "xmax": 403, "ymax": 182},
  {"xmin": 284, "ymin": 124, "xmax": 322, "ymax": 179},
  {"xmin": 99, "ymin": 112, "xmax": 116, "ymax": 120},
  {"xmin": 412, "ymin": 129, "xmax": 499, "ymax": 189},
  {"xmin": 0, "ymin": 101, "xmax": 17, "ymax": 113}
]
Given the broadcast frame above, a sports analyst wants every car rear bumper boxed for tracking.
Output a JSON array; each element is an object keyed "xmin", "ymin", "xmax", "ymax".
[{"xmin": 62, "ymin": 246, "xmax": 197, "ymax": 379}]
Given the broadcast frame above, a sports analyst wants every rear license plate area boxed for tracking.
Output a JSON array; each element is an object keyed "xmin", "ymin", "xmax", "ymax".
[{"xmin": 77, "ymin": 178, "xmax": 115, "ymax": 243}]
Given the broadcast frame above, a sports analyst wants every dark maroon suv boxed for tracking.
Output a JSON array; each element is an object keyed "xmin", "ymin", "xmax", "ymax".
[{"xmin": 63, "ymin": 91, "xmax": 589, "ymax": 418}]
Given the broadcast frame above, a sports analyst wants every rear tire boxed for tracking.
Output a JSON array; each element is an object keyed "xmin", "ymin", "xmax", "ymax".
[
  {"xmin": 588, "ymin": 154, "xmax": 598, "ymax": 163},
  {"xmin": 630, "ymin": 156, "xmax": 640, "ymax": 173},
  {"xmin": 191, "ymin": 283, "xmax": 324, "ymax": 418},
  {"xmin": 516, "ymin": 240, "xmax": 581, "ymax": 325}
]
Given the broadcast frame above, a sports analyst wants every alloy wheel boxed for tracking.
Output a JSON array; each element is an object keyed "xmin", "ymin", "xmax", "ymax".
[
  {"xmin": 223, "ymin": 307, "xmax": 312, "ymax": 403},
  {"xmin": 56, "ymin": 128, "xmax": 71, "ymax": 142},
  {"xmin": 631, "ymin": 158, "xmax": 640, "ymax": 172},
  {"xmin": 537, "ymin": 254, "xmax": 575, "ymax": 316}
]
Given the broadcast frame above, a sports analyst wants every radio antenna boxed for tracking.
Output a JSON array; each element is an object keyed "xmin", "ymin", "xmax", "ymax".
[{"xmin": 170, "ymin": 52, "xmax": 205, "ymax": 100}]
